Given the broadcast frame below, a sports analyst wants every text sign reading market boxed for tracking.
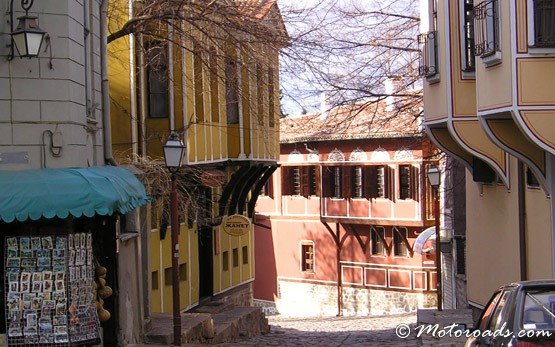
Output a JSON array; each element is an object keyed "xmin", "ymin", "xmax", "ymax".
[{"xmin": 222, "ymin": 214, "xmax": 251, "ymax": 236}]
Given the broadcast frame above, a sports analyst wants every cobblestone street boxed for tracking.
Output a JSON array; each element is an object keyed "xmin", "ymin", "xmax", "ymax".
[{"xmin": 222, "ymin": 313, "xmax": 426, "ymax": 347}]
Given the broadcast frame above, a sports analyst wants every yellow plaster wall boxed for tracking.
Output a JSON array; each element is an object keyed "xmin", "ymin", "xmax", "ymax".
[
  {"xmin": 107, "ymin": 0, "xmax": 133, "ymax": 159},
  {"xmin": 525, "ymin": 187, "xmax": 553, "ymax": 279},
  {"xmin": 475, "ymin": 0, "xmax": 513, "ymax": 111},
  {"xmin": 520, "ymin": 110, "xmax": 555, "ymax": 151},
  {"xmin": 423, "ymin": 0, "xmax": 448, "ymax": 122},
  {"xmin": 149, "ymin": 223, "xmax": 198, "ymax": 313},
  {"xmin": 516, "ymin": 0, "xmax": 528, "ymax": 53},
  {"xmin": 449, "ymin": 0, "xmax": 476, "ymax": 118},
  {"xmin": 466, "ymin": 158, "xmax": 520, "ymax": 306},
  {"xmin": 517, "ymin": 58, "xmax": 555, "ymax": 106},
  {"xmin": 452, "ymin": 120, "xmax": 507, "ymax": 175}
]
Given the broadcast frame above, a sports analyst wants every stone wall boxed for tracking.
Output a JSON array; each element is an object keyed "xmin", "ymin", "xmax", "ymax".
[
  {"xmin": 275, "ymin": 280, "xmax": 437, "ymax": 317},
  {"xmin": 214, "ymin": 282, "xmax": 254, "ymax": 307}
]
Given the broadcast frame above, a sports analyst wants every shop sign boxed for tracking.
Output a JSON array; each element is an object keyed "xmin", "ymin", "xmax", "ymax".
[{"xmin": 222, "ymin": 214, "xmax": 251, "ymax": 236}]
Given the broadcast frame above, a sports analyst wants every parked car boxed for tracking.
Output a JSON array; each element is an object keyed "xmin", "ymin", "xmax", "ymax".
[{"xmin": 465, "ymin": 280, "xmax": 555, "ymax": 347}]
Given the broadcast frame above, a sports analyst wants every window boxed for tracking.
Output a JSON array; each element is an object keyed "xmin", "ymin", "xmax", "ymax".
[
  {"xmin": 454, "ymin": 236, "xmax": 466, "ymax": 275},
  {"xmin": 282, "ymin": 166, "xmax": 319, "ymax": 197},
  {"xmin": 179, "ymin": 263, "xmax": 188, "ymax": 281},
  {"xmin": 332, "ymin": 166, "xmax": 342, "ymax": 198},
  {"xmin": 226, "ymin": 55, "xmax": 239, "ymax": 124},
  {"xmin": 242, "ymin": 246, "xmax": 249, "ymax": 265},
  {"xmin": 209, "ymin": 47, "xmax": 219, "ymax": 123},
  {"xmin": 268, "ymin": 67, "xmax": 275, "ymax": 127},
  {"xmin": 371, "ymin": 227, "xmax": 386, "ymax": 256},
  {"xmin": 399, "ymin": 165, "xmax": 419, "ymax": 200},
  {"xmin": 260, "ymin": 177, "xmax": 273, "ymax": 197},
  {"xmin": 393, "ymin": 227, "xmax": 410, "ymax": 257},
  {"xmin": 301, "ymin": 242, "xmax": 315, "ymax": 272},
  {"xmin": 363, "ymin": 165, "xmax": 393, "ymax": 199},
  {"xmin": 232, "ymin": 248, "xmax": 239, "ymax": 267},
  {"xmin": 256, "ymin": 65, "xmax": 264, "ymax": 125},
  {"xmin": 164, "ymin": 267, "xmax": 172, "ymax": 286},
  {"xmin": 193, "ymin": 42, "xmax": 205, "ymax": 122},
  {"xmin": 474, "ymin": 0, "xmax": 500, "ymax": 61},
  {"xmin": 222, "ymin": 251, "xmax": 229, "ymax": 271},
  {"xmin": 146, "ymin": 42, "xmax": 168, "ymax": 118},
  {"xmin": 461, "ymin": 0, "xmax": 475, "ymax": 71},
  {"xmin": 526, "ymin": 167, "xmax": 540, "ymax": 188},
  {"xmin": 418, "ymin": 0, "xmax": 439, "ymax": 78},
  {"xmin": 531, "ymin": 0, "xmax": 555, "ymax": 48},
  {"xmin": 152, "ymin": 271, "xmax": 159, "ymax": 290},
  {"xmin": 353, "ymin": 166, "xmax": 363, "ymax": 198}
]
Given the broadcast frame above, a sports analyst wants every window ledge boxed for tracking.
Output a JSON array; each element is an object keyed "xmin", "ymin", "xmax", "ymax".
[
  {"xmin": 461, "ymin": 70, "xmax": 476, "ymax": 80},
  {"xmin": 426, "ymin": 73, "xmax": 441, "ymax": 84},
  {"xmin": 481, "ymin": 51, "xmax": 502, "ymax": 67},
  {"xmin": 528, "ymin": 47, "xmax": 555, "ymax": 55},
  {"xmin": 119, "ymin": 232, "xmax": 140, "ymax": 242}
]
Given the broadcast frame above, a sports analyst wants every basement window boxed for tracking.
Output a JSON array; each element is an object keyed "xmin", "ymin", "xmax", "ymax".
[{"xmin": 301, "ymin": 241, "xmax": 315, "ymax": 273}]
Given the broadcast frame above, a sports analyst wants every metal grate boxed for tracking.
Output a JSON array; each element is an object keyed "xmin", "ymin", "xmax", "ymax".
[
  {"xmin": 473, "ymin": 0, "xmax": 499, "ymax": 57},
  {"xmin": 534, "ymin": 0, "xmax": 555, "ymax": 47},
  {"xmin": 455, "ymin": 236, "xmax": 466, "ymax": 276},
  {"xmin": 418, "ymin": 31, "xmax": 439, "ymax": 77}
]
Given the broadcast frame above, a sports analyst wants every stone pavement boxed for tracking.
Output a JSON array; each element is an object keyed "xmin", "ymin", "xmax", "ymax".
[
  {"xmin": 131, "ymin": 312, "xmax": 468, "ymax": 346},
  {"xmin": 219, "ymin": 313, "xmax": 445, "ymax": 347}
]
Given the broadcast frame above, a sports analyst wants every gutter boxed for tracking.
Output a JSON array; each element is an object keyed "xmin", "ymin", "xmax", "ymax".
[{"xmin": 101, "ymin": 0, "xmax": 117, "ymax": 166}]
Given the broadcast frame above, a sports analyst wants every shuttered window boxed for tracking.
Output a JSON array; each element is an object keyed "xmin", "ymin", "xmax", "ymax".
[{"xmin": 301, "ymin": 242, "xmax": 315, "ymax": 273}]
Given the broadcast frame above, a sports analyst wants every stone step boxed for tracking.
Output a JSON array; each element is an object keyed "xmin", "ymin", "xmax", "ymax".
[
  {"xmin": 209, "ymin": 306, "xmax": 270, "ymax": 344},
  {"xmin": 144, "ymin": 312, "xmax": 213, "ymax": 345}
]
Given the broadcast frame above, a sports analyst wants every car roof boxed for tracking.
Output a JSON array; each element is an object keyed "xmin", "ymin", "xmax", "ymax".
[{"xmin": 500, "ymin": 280, "xmax": 555, "ymax": 291}]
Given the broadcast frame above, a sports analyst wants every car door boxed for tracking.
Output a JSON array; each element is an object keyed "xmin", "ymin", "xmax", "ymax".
[{"xmin": 471, "ymin": 289, "xmax": 513, "ymax": 346}]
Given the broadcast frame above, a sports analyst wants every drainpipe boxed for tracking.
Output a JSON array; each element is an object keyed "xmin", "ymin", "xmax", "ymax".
[
  {"xmin": 518, "ymin": 161, "xmax": 527, "ymax": 280},
  {"xmin": 100, "ymin": 0, "xmax": 117, "ymax": 166}
]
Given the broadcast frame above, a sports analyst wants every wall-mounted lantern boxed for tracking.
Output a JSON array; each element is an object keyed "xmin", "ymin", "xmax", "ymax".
[{"xmin": 9, "ymin": 0, "xmax": 47, "ymax": 60}]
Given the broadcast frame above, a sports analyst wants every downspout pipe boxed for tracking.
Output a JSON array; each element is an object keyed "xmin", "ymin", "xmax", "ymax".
[
  {"xmin": 518, "ymin": 161, "xmax": 527, "ymax": 280},
  {"xmin": 101, "ymin": 0, "xmax": 117, "ymax": 166}
]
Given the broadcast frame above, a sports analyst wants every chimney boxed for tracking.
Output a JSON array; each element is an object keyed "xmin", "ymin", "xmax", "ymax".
[
  {"xmin": 319, "ymin": 92, "xmax": 328, "ymax": 120},
  {"xmin": 384, "ymin": 77, "xmax": 402, "ymax": 112}
]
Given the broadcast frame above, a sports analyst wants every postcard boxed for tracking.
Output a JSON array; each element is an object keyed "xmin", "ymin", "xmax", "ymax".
[
  {"xmin": 43, "ymin": 280, "xmax": 53, "ymax": 292},
  {"xmin": 53, "ymin": 315, "xmax": 67, "ymax": 326},
  {"xmin": 80, "ymin": 233, "xmax": 86, "ymax": 249},
  {"xmin": 20, "ymin": 249, "xmax": 33, "ymax": 258},
  {"xmin": 31, "ymin": 272, "xmax": 42, "ymax": 282},
  {"xmin": 53, "ymin": 249, "xmax": 65, "ymax": 259},
  {"xmin": 30, "ymin": 237, "xmax": 41, "ymax": 251},
  {"xmin": 31, "ymin": 281, "xmax": 42, "ymax": 293},
  {"xmin": 9, "ymin": 281, "xmax": 19, "ymax": 293},
  {"xmin": 26, "ymin": 312, "xmax": 38, "ymax": 328},
  {"xmin": 86, "ymin": 233, "xmax": 92, "ymax": 248},
  {"xmin": 37, "ymin": 257, "xmax": 51, "ymax": 267},
  {"xmin": 21, "ymin": 258, "xmax": 35, "ymax": 268},
  {"xmin": 7, "ymin": 257, "xmax": 21, "ymax": 268},
  {"xmin": 55, "ymin": 303, "xmax": 66, "ymax": 316},
  {"xmin": 68, "ymin": 234, "xmax": 74, "ymax": 250},
  {"xmin": 54, "ymin": 280, "xmax": 65, "ymax": 292},
  {"xmin": 20, "ymin": 281, "xmax": 30, "ymax": 293},
  {"xmin": 8, "ymin": 326, "xmax": 22, "ymax": 337},
  {"xmin": 42, "ymin": 270, "xmax": 52, "ymax": 281},
  {"xmin": 41, "ymin": 236, "xmax": 53, "ymax": 250},
  {"xmin": 7, "ymin": 237, "xmax": 18, "ymax": 248},
  {"xmin": 55, "ymin": 271, "xmax": 65, "ymax": 281},
  {"xmin": 20, "ymin": 237, "xmax": 30, "ymax": 250}
]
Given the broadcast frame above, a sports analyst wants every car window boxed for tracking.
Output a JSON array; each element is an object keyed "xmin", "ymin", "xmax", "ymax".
[
  {"xmin": 521, "ymin": 288, "xmax": 555, "ymax": 330},
  {"xmin": 489, "ymin": 290, "xmax": 512, "ymax": 331},
  {"xmin": 479, "ymin": 291, "xmax": 503, "ymax": 331}
]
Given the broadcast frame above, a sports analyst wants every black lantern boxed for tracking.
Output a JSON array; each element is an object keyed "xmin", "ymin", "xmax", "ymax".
[
  {"xmin": 427, "ymin": 164, "xmax": 440, "ymax": 188},
  {"xmin": 9, "ymin": 0, "xmax": 47, "ymax": 59},
  {"xmin": 163, "ymin": 132, "xmax": 186, "ymax": 172}
]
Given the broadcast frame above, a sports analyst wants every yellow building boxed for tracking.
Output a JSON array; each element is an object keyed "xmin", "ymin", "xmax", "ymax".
[
  {"xmin": 107, "ymin": 0, "xmax": 287, "ymax": 313},
  {"xmin": 420, "ymin": 0, "xmax": 555, "ymax": 310}
]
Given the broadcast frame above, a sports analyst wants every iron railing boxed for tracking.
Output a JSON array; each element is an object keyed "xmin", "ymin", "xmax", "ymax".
[
  {"xmin": 534, "ymin": 0, "xmax": 555, "ymax": 47},
  {"xmin": 418, "ymin": 31, "xmax": 438, "ymax": 77},
  {"xmin": 473, "ymin": 0, "xmax": 499, "ymax": 57}
]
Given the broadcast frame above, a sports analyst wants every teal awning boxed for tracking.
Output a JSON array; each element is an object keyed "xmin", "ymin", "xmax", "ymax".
[{"xmin": 0, "ymin": 166, "xmax": 151, "ymax": 223}]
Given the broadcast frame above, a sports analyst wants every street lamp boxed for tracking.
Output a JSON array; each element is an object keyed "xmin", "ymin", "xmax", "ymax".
[
  {"xmin": 9, "ymin": 0, "xmax": 48, "ymax": 60},
  {"xmin": 426, "ymin": 163, "xmax": 442, "ymax": 311},
  {"xmin": 163, "ymin": 131, "xmax": 186, "ymax": 346}
]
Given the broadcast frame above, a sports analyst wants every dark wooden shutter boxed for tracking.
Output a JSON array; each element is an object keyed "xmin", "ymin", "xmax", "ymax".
[
  {"xmin": 281, "ymin": 167, "xmax": 291, "ymax": 196},
  {"xmin": 301, "ymin": 166, "xmax": 310, "ymax": 197},
  {"xmin": 387, "ymin": 166, "xmax": 395, "ymax": 201},
  {"xmin": 315, "ymin": 166, "xmax": 322, "ymax": 197},
  {"xmin": 342, "ymin": 166, "xmax": 352, "ymax": 198},
  {"xmin": 322, "ymin": 166, "xmax": 331, "ymax": 197},
  {"xmin": 363, "ymin": 166, "xmax": 378, "ymax": 198},
  {"xmin": 411, "ymin": 165, "xmax": 420, "ymax": 201}
]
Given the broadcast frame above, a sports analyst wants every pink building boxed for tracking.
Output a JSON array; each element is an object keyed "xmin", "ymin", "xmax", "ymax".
[{"xmin": 254, "ymin": 103, "xmax": 439, "ymax": 316}]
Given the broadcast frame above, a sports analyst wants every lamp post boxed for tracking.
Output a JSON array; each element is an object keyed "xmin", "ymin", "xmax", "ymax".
[
  {"xmin": 427, "ymin": 164, "xmax": 442, "ymax": 311},
  {"xmin": 163, "ymin": 131, "xmax": 186, "ymax": 346},
  {"xmin": 9, "ymin": 0, "xmax": 47, "ymax": 60}
]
